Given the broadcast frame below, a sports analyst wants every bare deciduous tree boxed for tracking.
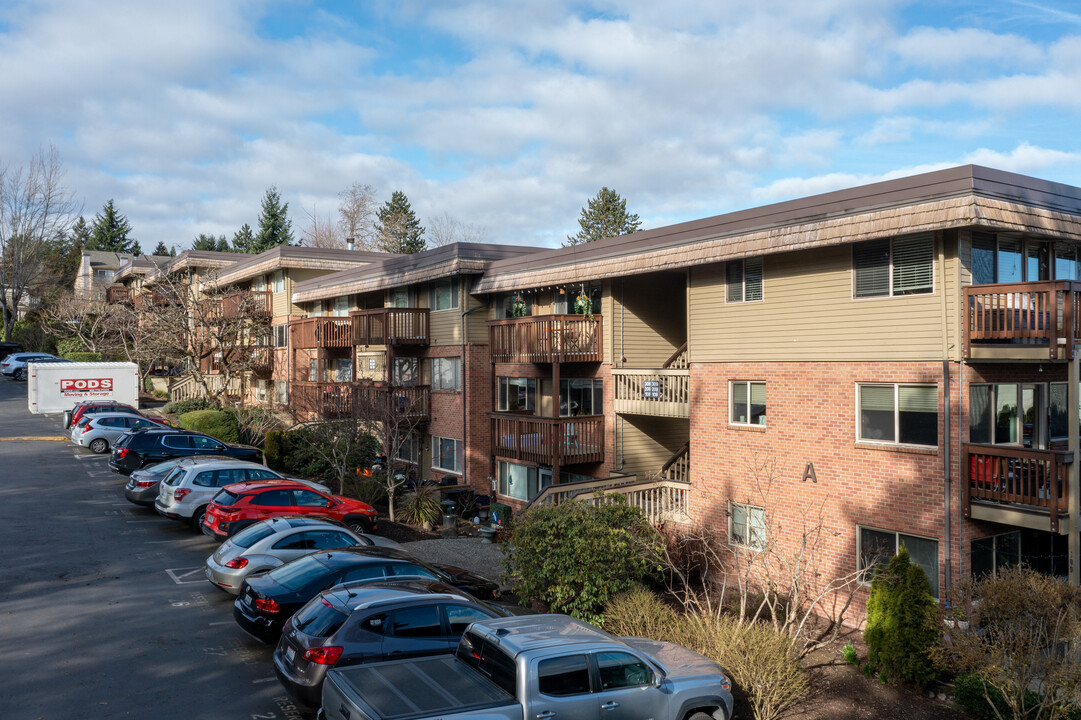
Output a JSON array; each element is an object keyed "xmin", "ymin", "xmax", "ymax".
[
  {"xmin": 426, "ymin": 211, "xmax": 485, "ymax": 247},
  {"xmin": 42, "ymin": 291, "xmax": 128, "ymax": 357},
  {"xmin": 301, "ymin": 204, "xmax": 344, "ymax": 249},
  {"xmin": 337, "ymin": 182, "xmax": 378, "ymax": 250},
  {"xmin": 0, "ymin": 146, "xmax": 79, "ymax": 340}
]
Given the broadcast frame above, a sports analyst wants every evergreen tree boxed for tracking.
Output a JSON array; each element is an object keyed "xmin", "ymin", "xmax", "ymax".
[
  {"xmin": 232, "ymin": 223, "xmax": 255, "ymax": 253},
  {"xmin": 152, "ymin": 241, "xmax": 169, "ymax": 256},
  {"xmin": 374, "ymin": 191, "xmax": 426, "ymax": 254},
  {"xmin": 192, "ymin": 233, "xmax": 229, "ymax": 251},
  {"xmin": 87, "ymin": 199, "xmax": 139, "ymax": 254},
  {"xmin": 564, "ymin": 187, "xmax": 642, "ymax": 247},
  {"xmin": 169, "ymin": 245, "xmax": 177, "ymax": 257},
  {"xmin": 863, "ymin": 547, "xmax": 940, "ymax": 685},
  {"xmin": 252, "ymin": 187, "xmax": 293, "ymax": 253},
  {"xmin": 70, "ymin": 216, "xmax": 91, "ymax": 248}
]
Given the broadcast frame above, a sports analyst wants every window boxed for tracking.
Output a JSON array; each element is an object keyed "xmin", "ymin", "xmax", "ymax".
[
  {"xmin": 446, "ymin": 605, "xmax": 492, "ymax": 635},
  {"xmin": 500, "ymin": 292, "xmax": 531, "ymax": 318},
  {"xmin": 433, "ymin": 437, "xmax": 463, "ymax": 474},
  {"xmin": 392, "ymin": 357, "xmax": 418, "ymax": 385},
  {"xmin": 430, "ymin": 278, "xmax": 460, "ymax": 311},
  {"xmin": 272, "ymin": 271, "xmax": 284, "ymax": 293},
  {"xmin": 972, "ymin": 232, "xmax": 1055, "ymax": 284},
  {"xmin": 272, "ymin": 324, "xmax": 288, "ymax": 348},
  {"xmin": 94, "ymin": 269, "xmax": 114, "ymax": 282},
  {"xmin": 331, "ymin": 357, "xmax": 352, "ymax": 383},
  {"xmin": 390, "ymin": 287, "xmax": 411, "ymax": 308},
  {"xmin": 497, "ymin": 377, "xmax": 536, "ymax": 413},
  {"xmin": 971, "ymin": 531, "xmax": 1021, "ymax": 580},
  {"xmin": 726, "ymin": 258, "xmax": 763, "ymax": 302},
  {"xmin": 498, "ymin": 460, "xmax": 551, "ymax": 502},
  {"xmin": 596, "ymin": 652, "xmax": 652, "ymax": 690},
  {"xmin": 969, "ymin": 383, "xmax": 1054, "ymax": 448},
  {"xmin": 432, "ymin": 357, "xmax": 461, "ymax": 391},
  {"xmin": 538, "ymin": 655, "xmax": 591, "ymax": 697},
  {"xmin": 253, "ymin": 276, "xmax": 266, "ymax": 292},
  {"xmin": 191, "ymin": 436, "xmax": 224, "ymax": 451},
  {"xmin": 310, "ymin": 300, "xmax": 324, "ymax": 318},
  {"xmin": 560, "ymin": 378, "xmax": 602, "ymax": 416},
  {"xmin": 332, "ymin": 296, "xmax": 349, "ymax": 317},
  {"xmin": 859, "ymin": 527, "xmax": 939, "ymax": 597},
  {"xmin": 388, "ymin": 606, "xmax": 442, "ymax": 638},
  {"xmin": 729, "ymin": 502, "xmax": 766, "ymax": 549},
  {"xmin": 553, "ymin": 284, "xmax": 601, "ymax": 315},
  {"xmin": 730, "ymin": 381, "xmax": 766, "ymax": 426},
  {"xmin": 309, "ymin": 359, "xmax": 323, "ymax": 382},
  {"xmin": 853, "ymin": 234, "xmax": 934, "ymax": 298},
  {"xmin": 396, "ymin": 434, "xmax": 419, "ymax": 464},
  {"xmin": 256, "ymin": 379, "xmax": 268, "ymax": 402},
  {"xmin": 274, "ymin": 380, "xmax": 288, "ymax": 406},
  {"xmin": 858, "ymin": 383, "xmax": 937, "ymax": 447}
]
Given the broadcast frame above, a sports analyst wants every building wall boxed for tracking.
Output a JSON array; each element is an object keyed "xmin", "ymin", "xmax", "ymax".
[{"xmin": 617, "ymin": 415, "xmax": 689, "ymax": 480}]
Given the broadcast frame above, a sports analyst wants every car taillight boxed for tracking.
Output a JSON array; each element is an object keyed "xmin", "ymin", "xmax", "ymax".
[
  {"xmin": 303, "ymin": 646, "xmax": 343, "ymax": 665},
  {"xmin": 254, "ymin": 597, "xmax": 280, "ymax": 614},
  {"xmin": 217, "ymin": 506, "xmax": 241, "ymax": 517},
  {"xmin": 118, "ymin": 448, "xmax": 130, "ymax": 458},
  {"xmin": 83, "ymin": 422, "xmax": 93, "ymax": 431},
  {"xmin": 174, "ymin": 489, "xmax": 191, "ymax": 500},
  {"xmin": 225, "ymin": 557, "xmax": 248, "ymax": 569},
  {"xmin": 135, "ymin": 480, "xmax": 155, "ymax": 488}
]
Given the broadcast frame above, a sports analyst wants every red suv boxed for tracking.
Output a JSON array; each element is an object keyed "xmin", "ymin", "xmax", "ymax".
[{"xmin": 201, "ymin": 480, "xmax": 378, "ymax": 540}]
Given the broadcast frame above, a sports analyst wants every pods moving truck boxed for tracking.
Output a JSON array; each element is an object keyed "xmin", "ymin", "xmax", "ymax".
[{"xmin": 27, "ymin": 362, "xmax": 139, "ymax": 414}]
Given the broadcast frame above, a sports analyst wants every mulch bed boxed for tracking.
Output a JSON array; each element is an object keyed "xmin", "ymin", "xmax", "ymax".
[{"xmin": 378, "ymin": 519, "xmax": 440, "ymax": 544}]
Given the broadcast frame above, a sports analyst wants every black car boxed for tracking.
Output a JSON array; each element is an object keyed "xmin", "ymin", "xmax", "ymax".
[
  {"xmin": 233, "ymin": 546, "xmax": 500, "ymax": 644},
  {"xmin": 0, "ymin": 342, "xmax": 24, "ymax": 362},
  {"xmin": 273, "ymin": 580, "xmax": 513, "ymax": 708},
  {"xmin": 109, "ymin": 428, "xmax": 262, "ymax": 475}
]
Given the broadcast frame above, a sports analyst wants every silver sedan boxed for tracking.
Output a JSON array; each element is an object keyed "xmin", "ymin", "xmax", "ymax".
[{"xmin": 205, "ymin": 516, "xmax": 404, "ymax": 595}]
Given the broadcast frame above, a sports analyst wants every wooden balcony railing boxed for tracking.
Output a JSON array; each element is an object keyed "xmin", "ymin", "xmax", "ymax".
[
  {"xmin": 524, "ymin": 473, "xmax": 690, "ymax": 526},
  {"xmin": 489, "ymin": 315, "xmax": 602, "ymax": 364},
  {"xmin": 221, "ymin": 291, "xmax": 273, "ymax": 319},
  {"xmin": 134, "ymin": 289, "xmax": 177, "ymax": 310},
  {"xmin": 291, "ymin": 381, "xmax": 431, "ymax": 421},
  {"xmin": 612, "ymin": 368, "xmax": 689, "ymax": 418},
  {"xmin": 490, "ymin": 414, "xmax": 604, "ymax": 466},
  {"xmin": 291, "ymin": 381, "xmax": 356, "ymax": 418},
  {"xmin": 199, "ymin": 346, "xmax": 273, "ymax": 375},
  {"xmin": 105, "ymin": 286, "xmax": 131, "ymax": 304},
  {"xmin": 289, "ymin": 317, "xmax": 353, "ymax": 348},
  {"xmin": 964, "ymin": 281, "xmax": 1081, "ymax": 360},
  {"xmin": 352, "ymin": 308, "xmax": 429, "ymax": 346},
  {"xmin": 962, "ymin": 443, "xmax": 1072, "ymax": 532},
  {"xmin": 658, "ymin": 442, "xmax": 690, "ymax": 483}
]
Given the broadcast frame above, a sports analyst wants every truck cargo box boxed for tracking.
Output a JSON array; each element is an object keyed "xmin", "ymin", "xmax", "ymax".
[{"xmin": 27, "ymin": 362, "xmax": 139, "ymax": 414}]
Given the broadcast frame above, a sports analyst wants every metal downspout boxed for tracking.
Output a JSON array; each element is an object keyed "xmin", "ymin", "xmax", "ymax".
[{"xmin": 939, "ymin": 232, "xmax": 952, "ymax": 593}]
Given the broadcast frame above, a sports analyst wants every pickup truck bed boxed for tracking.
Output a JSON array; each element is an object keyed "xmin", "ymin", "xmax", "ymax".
[{"xmin": 322, "ymin": 656, "xmax": 516, "ymax": 720}]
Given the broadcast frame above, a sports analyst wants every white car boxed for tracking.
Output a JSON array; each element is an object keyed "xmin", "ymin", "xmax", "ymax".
[
  {"xmin": 1, "ymin": 352, "xmax": 61, "ymax": 380},
  {"xmin": 70, "ymin": 412, "xmax": 162, "ymax": 454},
  {"xmin": 155, "ymin": 460, "xmax": 332, "ymax": 529}
]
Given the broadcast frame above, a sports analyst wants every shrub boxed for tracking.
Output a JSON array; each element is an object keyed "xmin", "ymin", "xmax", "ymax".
[
  {"xmin": 264, "ymin": 430, "xmax": 284, "ymax": 470},
  {"xmin": 162, "ymin": 398, "xmax": 214, "ymax": 415},
  {"xmin": 230, "ymin": 407, "xmax": 282, "ymax": 447},
  {"xmin": 346, "ymin": 477, "xmax": 388, "ymax": 507},
  {"xmin": 152, "ymin": 389, "xmax": 168, "ymax": 400},
  {"xmin": 504, "ymin": 495, "xmax": 660, "ymax": 625},
  {"xmin": 64, "ymin": 351, "xmax": 101, "ymax": 362},
  {"xmin": 952, "ymin": 674, "xmax": 1014, "ymax": 720},
  {"xmin": 842, "ymin": 643, "xmax": 858, "ymax": 665},
  {"xmin": 178, "ymin": 409, "xmax": 239, "ymax": 443},
  {"xmin": 397, "ymin": 484, "xmax": 442, "ymax": 528},
  {"xmin": 603, "ymin": 587, "xmax": 682, "ymax": 639},
  {"xmin": 56, "ymin": 338, "xmax": 86, "ymax": 357},
  {"xmin": 277, "ymin": 425, "xmax": 379, "ymax": 485},
  {"xmin": 863, "ymin": 547, "xmax": 939, "ymax": 685}
]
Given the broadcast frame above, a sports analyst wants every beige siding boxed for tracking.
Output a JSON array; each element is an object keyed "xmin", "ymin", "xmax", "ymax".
[
  {"xmin": 688, "ymin": 236, "xmax": 961, "ymax": 362},
  {"xmin": 610, "ymin": 273, "xmax": 685, "ymax": 368},
  {"xmin": 466, "ymin": 292, "xmax": 490, "ymax": 344},
  {"xmin": 430, "ymin": 304, "xmax": 462, "ymax": 346},
  {"xmin": 618, "ymin": 416, "xmax": 689, "ymax": 480}
]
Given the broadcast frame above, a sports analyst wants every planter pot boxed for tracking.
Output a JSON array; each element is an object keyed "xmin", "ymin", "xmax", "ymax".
[{"xmin": 478, "ymin": 526, "xmax": 498, "ymax": 544}]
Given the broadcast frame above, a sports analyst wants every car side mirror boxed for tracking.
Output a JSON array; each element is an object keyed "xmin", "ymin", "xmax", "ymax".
[{"xmin": 652, "ymin": 674, "xmax": 663, "ymax": 688}]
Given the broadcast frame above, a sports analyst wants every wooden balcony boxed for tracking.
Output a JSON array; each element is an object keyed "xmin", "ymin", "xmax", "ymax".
[
  {"xmin": 133, "ymin": 289, "xmax": 177, "ymax": 310},
  {"xmin": 289, "ymin": 317, "xmax": 353, "ymax": 348},
  {"xmin": 200, "ymin": 346, "xmax": 273, "ymax": 376},
  {"xmin": 105, "ymin": 285, "xmax": 131, "ymax": 304},
  {"xmin": 222, "ymin": 291, "xmax": 273, "ymax": 319},
  {"xmin": 291, "ymin": 381, "xmax": 430, "ymax": 421},
  {"xmin": 962, "ymin": 443, "xmax": 1072, "ymax": 532},
  {"xmin": 351, "ymin": 308, "xmax": 429, "ymax": 346},
  {"xmin": 489, "ymin": 315, "xmax": 603, "ymax": 364},
  {"xmin": 490, "ymin": 414, "xmax": 604, "ymax": 466},
  {"xmin": 612, "ymin": 369, "xmax": 689, "ymax": 418},
  {"xmin": 964, "ymin": 282, "xmax": 1081, "ymax": 361},
  {"xmin": 525, "ymin": 473, "xmax": 691, "ymax": 525}
]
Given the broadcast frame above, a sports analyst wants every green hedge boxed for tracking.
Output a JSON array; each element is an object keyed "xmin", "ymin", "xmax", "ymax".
[
  {"xmin": 178, "ymin": 409, "xmax": 239, "ymax": 444},
  {"xmin": 162, "ymin": 398, "xmax": 215, "ymax": 415},
  {"xmin": 64, "ymin": 352, "xmax": 102, "ymax": 362}
]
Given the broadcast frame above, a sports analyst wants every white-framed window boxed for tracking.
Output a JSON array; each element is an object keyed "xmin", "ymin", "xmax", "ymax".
[
  {"xmin": 396, "ymin": 433, "xmax": 419, "ymax": 464},
  {"xmin": 853, "ymin": 233, "xmax": 934, "ymax": 298},
  {"xmin": 429, "ymin": 278, "xmax": 460, "ymax": 311},
  {"xmin": 498, "ymin": 460, "xmax": 551, "ymax": 502},
  {"xmin": 730, "ymin": 381, "xmax": 766, "ymax": 426},
  {"xmin": 432, "ymin": 357, "xmax": 461, "ymax": 391},
  {"xmin": 272, "ymin": 271, "xmax": 285, "ymax": 293},
  {"xmin": 331, "ymin": 357, "xmax": 352, "ymax": 382},
  {"xmin": 498, "ymin": 377, "xmax": 536, "ymax": 413},
  {"xmin": 433, "ymin": 436, "xmax": 463, "ymax": 474},
  {"xmin": 253, "ymin": 276, "xmax": 266, "ymax": 292},
  {"xmin": 560, "ymin": 378, "xmax": 602, "ymax": 416},
  {"xmin": 390, "ymin": 287, "xmax": 411, "ymax": 308},
  {"xmin": 729, "ymin": 502, "xmax": 766, "ymax": 549},
  {"xmin": 857, "ymin": 383, "xmax": 937, "ymax": 447},
  {"xmin": 273, "ymin": 380, "xmax": 288, "ymax": 406},
  {"xmin": 726, "ymin": 258, "xmax": 763, "ymax": 303},
  {"xmin": 272, "ymin": 324, "xmax": 288, "ymax": 348},
  {"xmin": 332, "ymin": 296, "xmax": 350, "ymax": 317},
  {"xmin": 309, "ymin": 359, "xmax": 323, "ymax": 382},
  {"xmin": 256, "ymin": 380, "xmax": 268, "ymax": 403},
  {"xmin": 310, "ymin": 300, "xmax": 324, "ymax": 318},
  {"xmin": 95, "ymin": 269, "xmax": 114, "ymax": 282},
  {"xmin": 858, "ymin": 526, "xmax": 939, "ymax": 597}
]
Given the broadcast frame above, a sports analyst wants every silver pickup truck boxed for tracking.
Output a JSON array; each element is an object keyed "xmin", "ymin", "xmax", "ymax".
[{"xmin": 318, "ymin": 614, "xmax": 734, "ymax": 720}]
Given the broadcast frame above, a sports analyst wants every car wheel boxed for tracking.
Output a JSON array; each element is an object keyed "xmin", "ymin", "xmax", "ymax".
[
  {"xmin": 346, "ymin": 517, "xmax": 372, "ymax": 535},
  {"xmin": 13, "ymin": 368, "xmax": 24, "ymax": 381},
  {"xmin": 89, "ymin": 438, "xmax": 109, "ymax": 454},
  {"xmin": 191, "ymin": 506, "xmax": 208, "ymax": 529}
]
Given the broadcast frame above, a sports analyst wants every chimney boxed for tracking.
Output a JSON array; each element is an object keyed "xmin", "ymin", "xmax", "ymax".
[{"xmin": 347, "ymin": 237, "xmax": 355, "ymax": 251}]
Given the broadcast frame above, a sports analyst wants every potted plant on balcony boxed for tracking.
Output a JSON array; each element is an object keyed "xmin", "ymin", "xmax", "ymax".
[
  {"xmin": 511, "ymin": 294, "xmax": 527, "ymax": 317},
  {"xmin": 574, "ymin": 291, "xmax": 593, "ymax": 318}
]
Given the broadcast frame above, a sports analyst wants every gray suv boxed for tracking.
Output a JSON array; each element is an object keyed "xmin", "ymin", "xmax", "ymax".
[{"xmin": 155, "ymin": 461, "xmax": 330, "ymax": 529}]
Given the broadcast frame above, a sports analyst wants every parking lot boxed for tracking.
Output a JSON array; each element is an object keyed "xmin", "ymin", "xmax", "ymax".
[{"xmin": 0, "ymin": 379, "xmax": 314, "ymax": 720}]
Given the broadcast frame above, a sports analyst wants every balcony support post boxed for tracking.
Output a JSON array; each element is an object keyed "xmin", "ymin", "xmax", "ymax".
[{"xmin": 1071, "ymin": 356, "xmax": 1080, "ymax": 586}]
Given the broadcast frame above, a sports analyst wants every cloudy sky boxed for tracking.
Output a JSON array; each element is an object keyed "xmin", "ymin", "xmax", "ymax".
[{"xmin": 1, "ymin": 0, "xmax": 1079, "ymax": 251}]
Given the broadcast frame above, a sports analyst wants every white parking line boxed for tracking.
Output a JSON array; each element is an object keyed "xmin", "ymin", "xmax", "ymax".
[
  {"xmin": 166, "ymin": 567, "xmax": 206, "ymax": 584},
  {"xmin": 252, "ymin": 678, "xmax": 278, "ymax": 684},
  {"xmin": 208, "ymin": 621, "xmax": 233, "ymax": 626}
]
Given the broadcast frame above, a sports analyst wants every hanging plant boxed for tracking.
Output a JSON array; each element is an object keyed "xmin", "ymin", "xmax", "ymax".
[
  {"xmin": 574, "ymin": 291, "xmax": 592, "ymax": 317},
  {"xmin": 511, "ymin": 294, "xmax": 527, "ymax": 317}
]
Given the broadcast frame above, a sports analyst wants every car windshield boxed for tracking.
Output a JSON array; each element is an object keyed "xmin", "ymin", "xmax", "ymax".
[
  {"xmin": 162, "ymin": 467, "xmax": 186, "ymax": 487},
  {"xmin": 267, "ymin": 555, "xmax": 332, "ymax": 591},
  {"xmin": 230, "ymin": 522, "xmax": 278, "ymax": 549},
  {"xmin": 292, "ymin": 598, "xmax": 348, "ymax": 638},
  {"xmin": 143, "ymin": 458, "xmax": 182, "ymax": 476},
  {"xmin": 213, "ymin": 490, "xmax": 240, "ymax": 506}
]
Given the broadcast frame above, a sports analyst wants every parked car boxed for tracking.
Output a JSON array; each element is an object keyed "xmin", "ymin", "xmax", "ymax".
[
  {"xmin": 156, "ymin": 462, "xmax": 331, "ymax": 530},
  {"xmin": 200, "ymin": 480, "xmax": 379, "ymax": 540},
  {"xmin": 70, "ymin": 412, "xmax": 163, "ymax": 454},
  {"xmin": 320, "ymin": 614, "xmax": 734, "ymax": 720},
  {"xmin": 124, "ymin": 455, "xmax": 233, "ymax": 507},
  {"xmin": 273, "ymin": 580, "xmax": 513, "ymax": 708},
  {"xmin": 1, "ymin": 352, "xmax": 60, "ymax": 380},
  {"xmin": 205, "ymin": 516, "xmax": 404, "ymax": 595},
  {"xmin": 232, "ymin": 546, "xmax": 500, "ymax": 643},
  {"xmin": 108, "ymin": 428, "xmax": 262, "ymax": 475},
  {"xmin": 65, "ymin": 401, "xmax": 169, "ymax": 430}
]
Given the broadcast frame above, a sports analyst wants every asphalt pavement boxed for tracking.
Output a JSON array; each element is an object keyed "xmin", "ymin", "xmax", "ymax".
[{"xmin": 0, "ymin": 379, "xmax": 313, "ymax": 720}]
